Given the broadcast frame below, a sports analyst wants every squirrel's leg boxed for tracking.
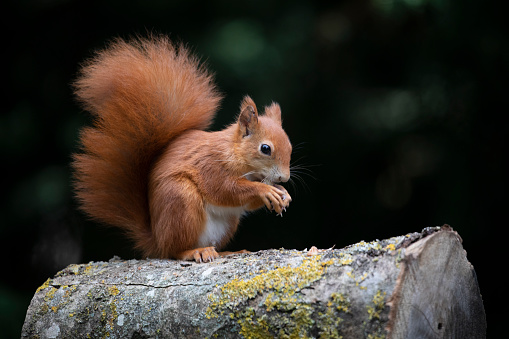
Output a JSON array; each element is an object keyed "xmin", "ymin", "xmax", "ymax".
[{"xmin": 150, "ymin": 177, "xmax": 218, "ymax": 262}]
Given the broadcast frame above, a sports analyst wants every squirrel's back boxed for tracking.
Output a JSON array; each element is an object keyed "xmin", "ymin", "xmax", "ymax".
[{"xmin": 72, "ymin": 36, "xmax": 222, "ymax": 249}]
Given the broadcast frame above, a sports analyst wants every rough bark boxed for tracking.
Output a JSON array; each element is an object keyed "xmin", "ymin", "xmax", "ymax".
[{"xmin": 22, "ymin": 225, "xmax": 485, "ymax": 338}]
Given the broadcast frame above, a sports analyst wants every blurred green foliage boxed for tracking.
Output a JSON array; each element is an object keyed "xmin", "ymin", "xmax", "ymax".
[{"xmin": 3, "ymin": 0, "xmax": 506, "ymax": 336}]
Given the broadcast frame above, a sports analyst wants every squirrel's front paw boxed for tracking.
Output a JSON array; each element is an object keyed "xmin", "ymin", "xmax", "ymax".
[
  {"xmin": 260, "ymin": 184, "xmax": 291, "ymax": 216},
  {"xmin": 273, "ymin": 184, "xmax": 292, "ymax": 211}
]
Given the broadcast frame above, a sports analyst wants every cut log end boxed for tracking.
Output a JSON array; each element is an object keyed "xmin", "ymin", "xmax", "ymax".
[
  {"xmin": 387, "ymin": 226, "xmax": 486, "ymax": 338},
  {"xmin": 22, "ymin": 225, "xmax": 486, "ymax": 338}
]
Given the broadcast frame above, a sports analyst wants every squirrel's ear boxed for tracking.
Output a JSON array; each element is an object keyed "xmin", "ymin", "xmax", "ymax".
[
  {"xmin": 264, "ymin": 102, "xmax": 282, "ymax": 125},
  {"xmin": 238, "ymin": 95, "xmax": 259, "ymax": 137}
]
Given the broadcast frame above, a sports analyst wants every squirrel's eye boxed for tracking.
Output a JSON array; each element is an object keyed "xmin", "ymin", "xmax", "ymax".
[{"xmin": 260, "ymin": 144, "xmax": 272, "ymax": 156}]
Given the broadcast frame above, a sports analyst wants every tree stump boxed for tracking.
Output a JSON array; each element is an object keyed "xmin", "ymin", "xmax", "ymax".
[{"xmin": 22, "ymin": 225, "xmax": 485, "ymax": 338}]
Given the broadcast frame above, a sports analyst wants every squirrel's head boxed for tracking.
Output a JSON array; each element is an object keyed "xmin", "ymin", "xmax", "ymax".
[{"xmin": 234, "ymin": 96, "xmax": 292, "ymax": 184}]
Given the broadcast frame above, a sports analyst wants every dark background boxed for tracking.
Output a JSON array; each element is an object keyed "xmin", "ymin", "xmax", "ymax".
[{"xmin": 3, "ymin": 0, "xmax": 506, "ymax": 337}]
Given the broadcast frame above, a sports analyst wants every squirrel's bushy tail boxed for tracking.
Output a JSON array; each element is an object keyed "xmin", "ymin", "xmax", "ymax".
[{"xmin": 72, "ymin": 36, "xmax": 222, "ymax": 252}]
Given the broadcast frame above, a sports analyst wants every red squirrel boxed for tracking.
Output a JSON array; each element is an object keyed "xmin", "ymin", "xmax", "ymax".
[{"xmin": 72, "ymin": 36, "xmax": 292, "ymax": 262}]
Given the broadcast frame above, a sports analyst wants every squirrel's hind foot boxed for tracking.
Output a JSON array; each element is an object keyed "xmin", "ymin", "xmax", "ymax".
[{"xmin": 178, "ymin": 247, "xmax": 219, "ymax": 263}]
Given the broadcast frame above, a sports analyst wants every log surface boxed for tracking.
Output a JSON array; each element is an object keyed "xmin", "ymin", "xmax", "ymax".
[{"xmin": 22, "ymin": 225, "xmax": 486, "ymax": 338}]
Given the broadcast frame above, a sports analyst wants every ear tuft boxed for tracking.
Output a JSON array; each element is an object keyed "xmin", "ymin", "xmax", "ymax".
[
  {"xmin": 238, "ymin": 95, "xmax": 259, "ymax": 137},
  {"xmin": 240, "ymin": 95, "xmax": 258, "ymax": 114},
  {"xmin": 264, "ymin": 102, "xmax": 282, "ymax": 125}
]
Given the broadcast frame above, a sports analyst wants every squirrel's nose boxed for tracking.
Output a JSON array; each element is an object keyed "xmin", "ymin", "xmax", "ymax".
[{"xmin": 279, "ymin": 174, "xmax": 290, "ymax": 183}]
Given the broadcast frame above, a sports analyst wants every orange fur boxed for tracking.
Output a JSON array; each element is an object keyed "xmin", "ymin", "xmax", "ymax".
[{"xmin": 73, "ymin": 35, "xmax": 292, "ymax": 262}]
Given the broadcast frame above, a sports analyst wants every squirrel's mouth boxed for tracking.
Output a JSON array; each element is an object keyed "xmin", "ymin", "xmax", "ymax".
[
  {"xmin": 246, "ymin": 173, "xmax": 264, "ymax": 182},
  {"xmin": 245, "ymin": 173, "xmax": 279, "ymax": 185}
]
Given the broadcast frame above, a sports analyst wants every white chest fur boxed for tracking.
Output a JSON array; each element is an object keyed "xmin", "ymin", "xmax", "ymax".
[{"xmin": 197, "ymin": 204, "xmax": 246, "ymax": 248}]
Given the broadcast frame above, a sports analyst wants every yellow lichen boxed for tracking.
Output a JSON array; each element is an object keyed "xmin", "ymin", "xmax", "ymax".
[
  {"xmin": 44, "ymin": 287, "xmax": 58, "ymax": 302},
  {"xmin": 83, "ymin": 263, "xmax": 99, "ymax": 275},
  {"xmin": 36, "ymin": 278, "xmax": 52, "ymax": 293},
  {"xmin": 336, "ymin": 254, "xmax": 353, "ymax": 266},
  {"xmin": 288, "ymin": 304, "xmax": 315, "ymax": 338},
  {"xmin": 316, "ymin": 293, "xmax": 350, "ymax": 339},
  {"xmin": 367, "ymin": 334, "xmax": 386, "ymax": 339},
  {"xmin": 108, "ymin": 301, "xmax": 118, "ymax": 327},
  {"xmin": 98, "ymin": 296, "xmax": 119, "ymax": 335},
  {"xmin": 346, "ymin": 271, "xmax": 368, "ymax": 290},
  {"xmin": 107, "ymin": 285, "xmax": 120, "ymax": 296},
  {"xmin": 238, "ymin": 308, "xmax": 272, "ymax": 339},
  {"xmin": 206, "ymin": 255, "xmax": 331, "ymax": 319},
  {"xmin": 366, "ymin": 290, "xmax": 386, "ymax": 320},
  {"xmin": 384, "ymin": 243, "xmax": 396, "ymax": 251},
  {"xmin": 330, "ymin": 293, "xmax": 349, "ymax": 313},
  {"xmin": 205, "ymin": 253, "xmax": 355, "ymax": 338},
  {"xmin": 317, "ymin": 312, "xmax": 342, "ymax": 339},
  {"xmin": 204, "ymin": 245, "xmax": 397, "ymax": 338},
  {"xmin": 63, "ymin": 285, "xmax": 77, "ymax": 298}
]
